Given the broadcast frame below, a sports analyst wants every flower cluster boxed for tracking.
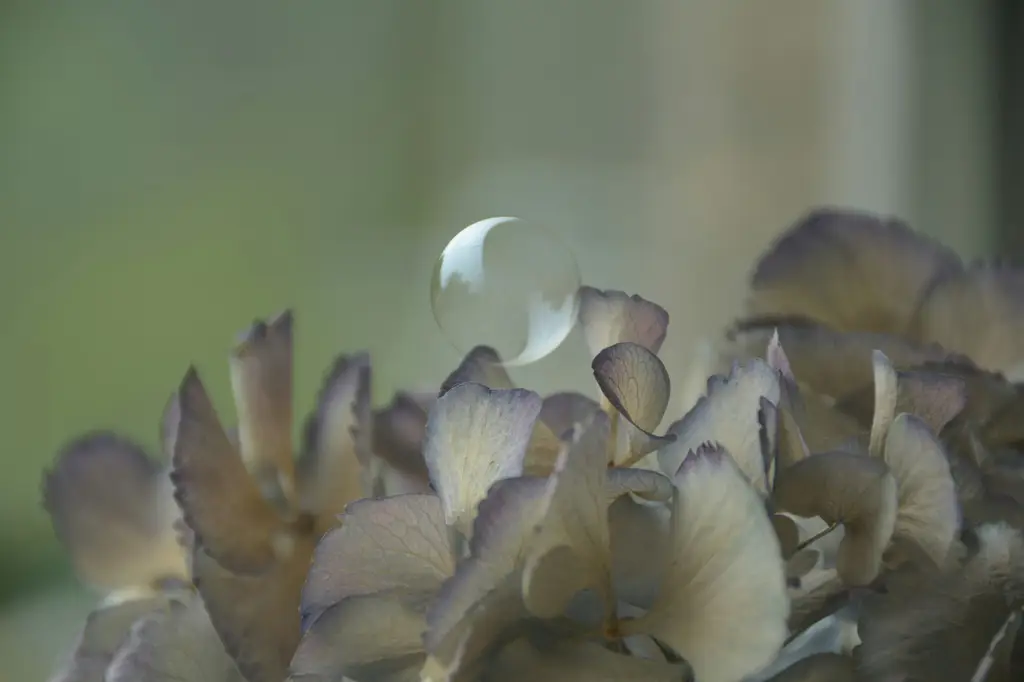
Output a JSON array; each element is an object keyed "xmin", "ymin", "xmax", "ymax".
[{"xmin": 44, "ymin": 208, "xmax": 1024, "ymax": 682}]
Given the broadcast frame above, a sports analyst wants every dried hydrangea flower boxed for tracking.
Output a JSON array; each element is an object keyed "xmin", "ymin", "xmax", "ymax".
[{"xmin": 44, "ymin": 207, "xmax": 1024, "ymax": 682}]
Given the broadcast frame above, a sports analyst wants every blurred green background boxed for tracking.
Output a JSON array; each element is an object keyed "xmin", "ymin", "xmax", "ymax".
[{"xmin": 1, "ymin": 0, "xmax": 1015, "ymax": 678}]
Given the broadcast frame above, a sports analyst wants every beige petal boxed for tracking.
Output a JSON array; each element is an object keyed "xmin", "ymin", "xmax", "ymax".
[
  {"xmin": 726, "ymin": 321, "xmax": 960, "ymax": 402},
  {"xmin": 858, "ymin": 522, "xmax": 1024, "ymax": 682},
  {"xmin": 372, "ymin": 391, "xmax": 433, "ymax": 479},
  {"xmin": 748, "ymin": 207, "xmax": 963, "ymax": 336},
  {"xmin": 539, "ymin": 391, "xmax": 602, "ymax": 439},
  {"xmin": 578, "ymin": 286, "xmax": 670, "ymax": 358},
  {"xmin": 439, "ymin": 345, "xmax": 515, "ymax": 396},
  {"xmin": 522, "ymin": 419, "xmax": 568, "ymax": 477},
  {"xmin": 606, "ymin": 467, "xmax": 674, "ymax": 502},
  {"xmin": 761, "ymin": 652, "xmax": 856, "ymax": 682},
  {"xmin": 522, "ymin": 413, "xmax": 614, "ymax": 617},
  {"xmin": 171, "ymin": 368, "xmax": 287, "ymax": 573},
  {"xmin": 192, "ymin": 542, "xmax": 313, "ymax": 682},
  {"xmin": 911, "ymin": 263, "xmax": 1024, "ymax": 374},
  {"xmin": 787, "ymin": 567, "xmax": 848, "ymax": 638},
  {"xmin": 593, "ymin": 342, "xmax": 676, "ymax": 465},
  {"xmin": 49, "ymin": 597, "xmax": 169, "ymax": 682},
  {"xmin": 424, "ymin": 383, "xmax": 541, "ymax": 536},
  {"xmin": 609, "ymin": 495, "xmax": 671, "ymax": 610},
  {"xmin": 229, "ymin": 310, "xmax": 296, "ymax": 503},
  {"xmin": 883, "ymin": 413, "xmax": 960, "ymax": 567},
  {"xmin": 869, "ymin": 350, "xmax": 899, "ymax": 459},
  {"xmin": 301, "ymin": 494, "xmax": 453, "ymax": 626},
  {"xmin": 106, "ymin": 595, "xmax": 243, "ymax": 682},
  {"xmin": 626, "ymin": 445, "xmax": 789, "ymax": 682},
  {"xmin": 660, "ymin": 360, "xmax": 781, "ymax": 495},
  {"xmin": 771, "ymin": 513, "xmax": 801, "ymax": 559},
  {"xmin": 43, "ymin": 433, "xmax": 186, "ymax": 591},
  {"xmin": 486, "ymin": 639, "xmax": 692, "ymax": 682},
  {"xmin": 290, "ymin": 590, "xmax": 428, "ymax": 682},
  {"xmin": 296, "ymin": 352, "xmax": 372, "ymax": 535},
  {"xmin": 773, "ymin": 451, "xmax": 898, "ymax": 586}
]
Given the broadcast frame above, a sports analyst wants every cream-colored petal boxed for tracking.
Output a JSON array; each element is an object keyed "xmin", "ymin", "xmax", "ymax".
[
  {"xmin": 539, "ymin": 391, "xmax": 602, "ymax": 439},
  {"xmin": 659, "ymin": 360, "xmax": 780, "ymax": 495},
  {"xmin": 439, "ymin": 345, "xmax": 515, "ymax": 395},
  {"xmin": 301, "ymin": 494, "xmax": 452, "ymax": 625},
  {"xmin": 869, "ymin": 350, "xmax": 898, "ymax": 459},
  {"xmin": 626, "ymin": 445, "xmax": 789, "ymax": 682},
  {"xmin": 577, "ymin": 286, "xmax": 670, "ymax": 358},
  {"xmin": 290, "ymin": 590, "xmax": 428, "ymax": 682},
  {"xmin": 609, "ymin": 495, "xmax": 671, "ymax": 610},
  {"xmin": 229, "ymin": 310, "xmax": 296, "ymax": 502},
  {"xmin": 883, "ymin": 413, "xmax": 960, "ymax": 567},
  {"xmin": 423, "ymin": 383, "xmax": 541, "ymax": 536}
]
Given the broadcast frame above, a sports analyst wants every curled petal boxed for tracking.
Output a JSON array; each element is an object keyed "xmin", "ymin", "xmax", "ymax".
[
  {"xmin": 229, "ymin": 310, "xmax": 295, "ymax": 502},
  {"xmin": 296, "ymin": 352, "xmax": 372, "ymax": 533},
  {"xmin": 593, "ymin": 342, "xmax": 676, "ymax": 465},
  {"xmin": 773, "ymin": 452, "xmax": 898, "ymax": 586},
  {"xmin": 171, "ymin": 369, "xmax": 286, "ymax": 573},
  {"xmin": 869, "ymin": 351, "xmax": 899, "ymax": 459},
  {"xmin": 578, "ymin": 286, "xmax": 670, "ymax": 358},
  {"xmin": 748, "ymin": 207, "xmax": 962, "ymax": 336},
  {"xmin": 609, "ymin": 495, "xmax": 671, "ymax": 609},
  {"xmin": 625, "ymin": 445, "xmax": 789, "ymax": 682},
  {"xmin": 606, "ymin": 467, "xmax": 674, "ymax": 502},
  {"xmin": 106, "ymin": 595, "xmax": 242, "ymax": 682},
  {"xmin": 301, "ymin": 495, "xmax": 452, "ymax": 627},
  {"xmin": 43, "ymin": 433, "xmax": 186, "ymax": 590},
  {"xmin": 883, "ymin": 413, "xmax": 960, "ymax": 567},
  {"xmin": 660, "ymin": 360, "xmax": 780, "ymax": 495},
  {"xmin": 424, "ymin": 383, "xmax": 541, "ymax": 535}
]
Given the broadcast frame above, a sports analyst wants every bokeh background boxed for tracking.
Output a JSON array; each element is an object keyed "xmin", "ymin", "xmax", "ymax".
[{"xmin": 1, "ymin": 0, "xmax": 1019, "ymax": 677}]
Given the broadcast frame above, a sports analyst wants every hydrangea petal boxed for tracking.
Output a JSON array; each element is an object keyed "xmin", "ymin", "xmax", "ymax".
[{"xmin": 578, "ymin": 287, "xmax": 670, "ymax": 359}]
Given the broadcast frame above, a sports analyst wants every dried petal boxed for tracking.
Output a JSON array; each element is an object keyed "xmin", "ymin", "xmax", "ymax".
[
  {"xmin": 301, "ymin": 494, "xmax": 453, "ymax": 626},
  {"xmin": 625, "ymin": 445, "xmax": 789, "ymax": 682},
  {"xmin": 748, "ymin": 207, "xmax": 962, "ymax": 336},
  {"xmin": 171, "ymin": 369, "xmax": 286, "ymax": 573},
  {"xmin": 660, "ymin": 360, "xmax": 780, "ymax": 495},
  {"xmin": 869, "ymin": 350, "xmax": 899, "ymax": 459},
  {"xmin": 43, "ymin": 433, "xmax": 186, "ymax": 590},
  {"xmin": 192, "ymin": 544, "xmax": 313, "ymax": 682},
  {"xmin": 761, "ymin": 652, "xmax": 855, "ymax": 682},
  {"xmin": 49, "ymin": 597, "xmax": 169, "ymax": 682},
  {"xmin": 106, "ymin": 595, "xmax": 243, "ymax": 682},
  {"xmin": 578, "ymin": 286, "xmax": 670, "ymax": 358},
  {"xmin": 296, "ymin": 352, "xmax": 372, "ymax": 534},
  {"xmin": 593, "ymin": 342, "xmax": 676, "ymax": 465},
  {"xmin": 424, "ymin": 383, "xmax": 541, "ymax": 536},
  {"xmin": 858, "ymin": 523, "xmax": 1024, "ymax": 681},
  {"xmin": 523, "ymin": 413, "xmax": 614, "ymax": 617},
  {"xmin": 487, "ymin": 639, "xmax": 692, "ymax": 682},
  {"xmin": 372, "ymin": 391, "xmax": 434, "ymax": 479},
  {"xmin": 291, "ymin": 589, "xmax": 428, "ymax": 682},
  {"xmin": 609, "ymin": 495, "xmax": 671, "ymax": 609},
  {"xmin": 773, "ymin": 451, "xmax": 898, "ymax": 586},
  {"xmin": 439, "ymin": 346, "xmax": 515, "ymax": 396},
  {"xmin": 912, "ymin": 264, "xmax": 1024, "ymax": 374},
  {"xmin": 539, "ymin": 391, "xmax": 602, "ymax": 439},
  {"xmin": 883, "ymin": 413, "xmax": 960, "ymax": 567},
  {"xmin": 229, "ymin": 310, "xmax": 296, "ymax": 502}
]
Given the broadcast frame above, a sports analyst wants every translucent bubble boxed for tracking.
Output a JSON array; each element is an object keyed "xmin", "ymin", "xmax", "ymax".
[{"xmin": 430, "ymin": 217, "xmax": 581, "ymax": 367}]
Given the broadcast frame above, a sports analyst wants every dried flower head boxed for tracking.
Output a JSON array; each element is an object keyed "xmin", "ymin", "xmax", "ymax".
[{"xmin": 44, "ymin": 208, "xmax": 1024, "ymax": 682}]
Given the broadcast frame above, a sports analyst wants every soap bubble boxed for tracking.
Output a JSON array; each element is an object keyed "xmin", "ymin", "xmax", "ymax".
[{"xmin": 430, "ymin": 217, "xmax": 581, "ymax": 367}]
